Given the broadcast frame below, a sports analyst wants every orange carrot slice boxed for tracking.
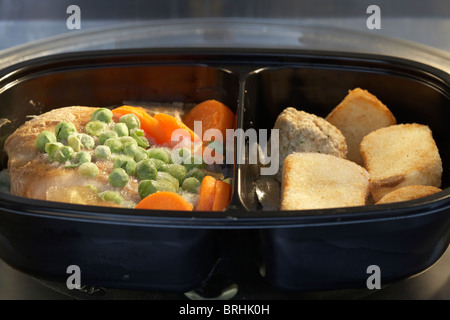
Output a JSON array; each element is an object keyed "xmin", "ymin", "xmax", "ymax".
[
  {"xmin": 135, "ymin": 191, "xmax": 193, "ymax": 211},
  {"xmin": 212, "ymin": 180, "xmax": 232, "ymax": 211},
  {"xmin": 153, "ymin": 112, "xmax": 201, "ymax": 145},
  {"xmin": 183, "ymin": 100, "xmax": 235, "ymax": 143},
  {"xmin": 196, "ymin": 175, "xmax": 217, "ymax": 211},
  {"xmin": 111, "ymin": 105, "xmax": 146, "ymax": 121},
  {"xmin": 112, "ymin": 106, "xmax": 167, "ymax": 145},
  {"xmin": 112, "ymin": 106, "xmax": 201, "ymax": 147}
]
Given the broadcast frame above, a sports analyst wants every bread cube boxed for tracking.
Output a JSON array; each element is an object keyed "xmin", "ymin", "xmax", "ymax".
[
  {"xmin": 326, "ymin": 88, "xmax": 396, "ymax": 165},
  {"xmin": 360, "ymin": 123, "xmax": 443, "ymax": 202},
  {"xmin": 281, "ymin": 152, "xmax": 370, "ymax": 210},
  {"xmin": 376, "ymin": 185, "xmax": 442, "ymax": 205}
]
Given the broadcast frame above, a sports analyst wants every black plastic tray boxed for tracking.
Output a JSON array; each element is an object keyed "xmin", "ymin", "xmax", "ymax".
[{"xmin": 0, "ymin": 48, "xmax": 449, "ymax": 294}]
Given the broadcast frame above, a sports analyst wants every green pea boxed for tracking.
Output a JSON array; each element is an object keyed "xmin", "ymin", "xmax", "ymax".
[
  {"xmin": 185, "ymin": 168, "xmax": 206, "ymax": 181},
  {"xmin": 113, "ymin": 155, "xmax": 136, "ymax": 176},
  {"xmin": 68, "ymin": 134, "xmax": 82, "ymax": 152},
  {"xmin": 160, "ymin": 164, "xmax": 187, "ymax": 183},
  {"xmin": 130, "ymin": 128, "xmax": 149, "ymax": 148},
  {"xmin": 138, "ymin": 180, "xmax": 158, "ymax": 199},
  {"xmin": 44, "ymin": 141, "xmax": 62, "ymax": 154},
  {"xmin": 85, "ymin": 120, "xmax": 108, "ymax": 136},
  {"xmin": 104, "ymin": 138, "xmax": 123, "ymax": 154},
  {"xmin": 171, "ymin": 147, "xmax": 191, "ymax": 165},
  {"xmin": 99, "ymin": 130, "xmax": 118, "ymax": 145},
  {"xmin": 183, "ymin": 154, "xmax": 206, "ymax": 171},
  {"xmin": 55, "ymin": 146, "xmax": 75, "ymax": 163},
  {"xmin": 122, "ymin": 142, "xmax": 139, "ymax": 158},
  {"xmin": 76, "ymin": 151, "xmax": 92, "ymax": 164},
  {"xmin": 134, "ymin": 147, "xmax": 149, "ymax": 162},
  {"xmin": 78, "ymin": 162, "xmax": 99, "ymax": 177},
  {"xmin": 148, "ymin": 147, "xmax": 171, "ymax": 163},
  {"xmin": 147, "ymin": 158, "xmax": 167, "ymax": 171},
  {"xmin": 154, "ymin": 179, "xmax": 178, "ymax": 193},
  {"xmin": 138, "ymin": 179, "xmax": 177, "ymax": 198},
  {"xmin": 78, "ymin": 133, "xmax": 95, "ymax": 150},
  {"xmin": 156, "ymin": 171, "xmax": 179, "ymax": 190},
  {"xmin": 181, "ymin": 177, "xmax": 201, "ymax": 194},
  {"xmin": 94, "ymin": 145, "xmax": 111, "ymax": 160},
  {"xmin": 91, "ymin": 108, "xmax": 113, "ymax": 123},
  {"xmin": 123, "ymin": 143, "xmax": 148, "ymax": 162},
  {"xmin": 45, "ymin": 142, "xmax": 64, "ymax": 162},
  {"xmin": 113, "ymin": 122, "xmax": 129, "ymax": 137},
  {"xmin": 55, "ymin": 122, "xmax": 77, "ymax": 142},
  {"xmin": 98, "ymin": 190, "xmax": 123, "ymax": 204},
  {"xmin": 109, "ymin": 168, "xmax": 129, "ymax": 188},
  {"xmin": 119, "ymin": 113, "xmax": 141, "ymax": 130},
  {"xmin": 136, "ymin": 159, "xmax": 157, "ymax": 180},
  {"xmin": 65, "ymin": 151, "xmax": 91, "ymax": 168},
  {"xmin": 119, "ymin": 136, "xmax": 138, "ymax": 147},
  {"xmin": 35, "ymin": 130, "xmax": 56, "ymax": 152}
]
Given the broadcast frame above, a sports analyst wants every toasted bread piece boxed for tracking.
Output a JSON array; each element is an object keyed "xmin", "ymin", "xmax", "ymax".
[
  {"xmin": 280, "ymin": 152, "xmax": 369, "ymax": 210},
  {"xmin": 273, "ymin": 107, "xmax": 347, "ymax": 181},
  {"xmin": 376, "ymin": 185, "xmax": 442, "ymax": 204},
  {"xmin": 326, "ymin": 88, "xmax": 396, "ymax": 165},
  {"xmin": 360, "ymin": 123, "xmax": 442, "ymax": 202}
]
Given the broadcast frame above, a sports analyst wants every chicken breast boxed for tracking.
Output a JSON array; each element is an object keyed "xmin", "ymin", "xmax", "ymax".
[{"xmin": 4, "ymin": 106, "xmax": 140, "ymax": 207}]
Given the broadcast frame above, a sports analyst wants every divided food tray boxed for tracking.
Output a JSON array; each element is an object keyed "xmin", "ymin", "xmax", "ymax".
[{"xmin": 0, "ymin": 48, "xmax": 449, "ymax": 295}]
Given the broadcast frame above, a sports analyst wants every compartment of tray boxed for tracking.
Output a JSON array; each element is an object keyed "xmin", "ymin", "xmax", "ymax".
[
  {"xmin": 239, "ymin": 52, "xmax": 450, "ymax": 291},
  {"xmin": 0, "ymin": 50, "xmax": 240, "ymax": 292}
]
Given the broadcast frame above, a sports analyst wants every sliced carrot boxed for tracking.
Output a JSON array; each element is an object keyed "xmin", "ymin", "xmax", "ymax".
[
  {"xmin": 182, "ymin": 100, "xmax": 235, "ymax": 143},
  {"xmin": 111, "ymin": 105, "xmax": 155, "ymax": 126},
  {"xmin": 135, "ymin": 191, "xmax": 193, "ymax": 211},
  {"xmin": 212, "ymin": 180, "xmax": 232, "ymax": 211},
  {"xmin": 111, "ymin": 105, "xmax": 145, "ymax": 121},
  {"xmin": 112, "ymin": 105, "xmax": 167, "ymax": 145},
  {"xmin": 196, "ymin": 175, "xmax": 217, "ymax": 211},
  {"xmin": 153, "ymin": 112, "xmax": 201, "ymax": 145},
  {"xmin": 112, "ymin": 106, "xmax": 201, "ymax": 147}
]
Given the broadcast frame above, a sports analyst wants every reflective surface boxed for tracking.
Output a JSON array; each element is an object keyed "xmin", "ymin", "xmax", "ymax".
[
  {"xmin": 0, "ymin": 246, "xmax": 449, "ymax": 300},
  {"xmin": 0, "ymin": 0, "xmax": 449, "ymax": 51}
]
